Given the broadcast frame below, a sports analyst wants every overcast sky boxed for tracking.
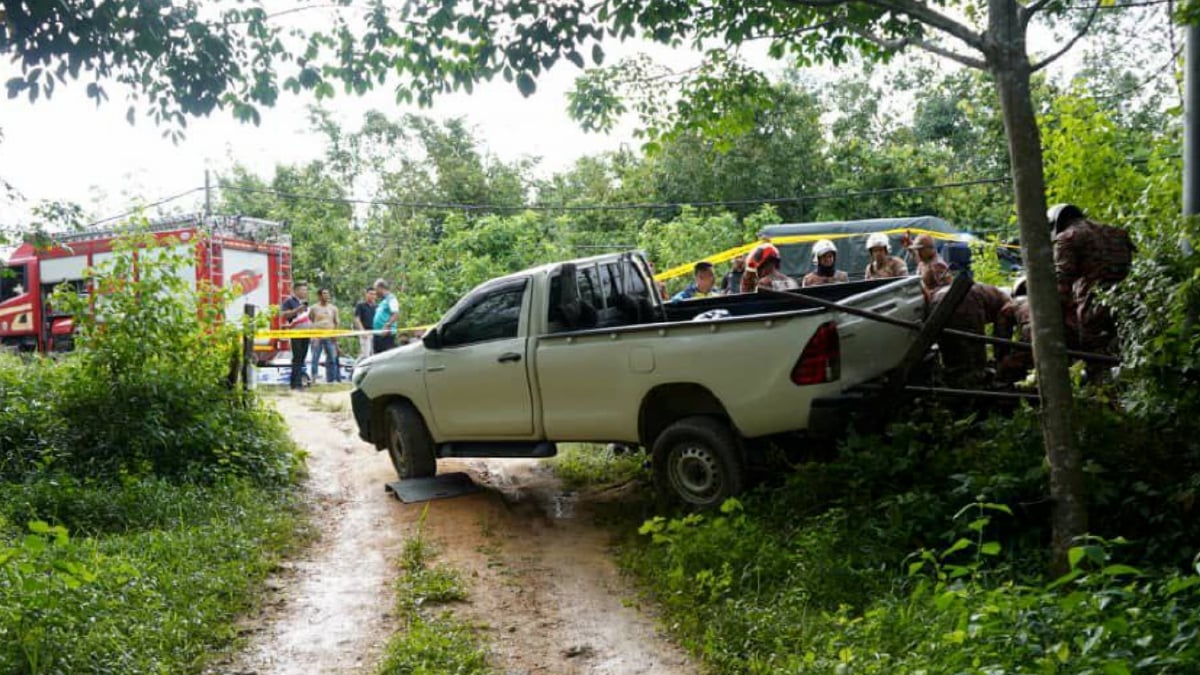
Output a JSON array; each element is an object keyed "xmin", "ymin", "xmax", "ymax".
[{"xmin": 0, "ymin": 6, "xmax": 778, "ymax": 229}]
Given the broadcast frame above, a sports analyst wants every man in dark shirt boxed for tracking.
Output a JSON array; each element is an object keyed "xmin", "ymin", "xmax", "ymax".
[
  {"xmin": 353, "ymin": 286, "xmax": 377, "ymax": 361},
  {"xmin": 280, "ymin": 282, "xmax": 311, "ymax": 390},
  {"xmin": 720, "ymin": 255, "xmax": 746, "ymax": 295}
]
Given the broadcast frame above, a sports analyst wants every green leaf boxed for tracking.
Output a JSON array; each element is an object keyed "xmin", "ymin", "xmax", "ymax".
[
  {"xmin": 516, "ymin": 72, "xmax": 536, "ymax": 97},
  {"xmin": 592, "ymin": 43, "xmax": 605, "ymax": 65},
  {"xmin": 980, "ymin": 542, "xmax": 1001, "ymax": 556},
  {"xmin": 941, "ymin": 538, "xmax": 972, "ymax": 559}
]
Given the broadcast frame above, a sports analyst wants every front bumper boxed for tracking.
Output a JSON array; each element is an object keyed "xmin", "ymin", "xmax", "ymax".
[{"xmin": 351, "ymin": 388, "xmax": 373, "ymax": 443}]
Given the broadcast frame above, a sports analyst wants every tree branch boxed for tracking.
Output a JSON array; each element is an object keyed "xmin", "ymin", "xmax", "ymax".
[
  {"xmin": 1021, "ymin": 0, "xmax": 1056, "ymax": 26},
  {"xmin": 843, "ymin": 24, "xmax": 988, "ymax": 69},
  {"xmin": 1031, "ymin": 0, "xmax": 1101, "ymax": 71},
  {"xmin": 782, "ymin": 0, "xmax": 985, "ymax": 52}
]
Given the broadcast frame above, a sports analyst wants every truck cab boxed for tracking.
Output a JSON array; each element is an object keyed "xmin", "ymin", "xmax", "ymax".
[{"xmin": 0, "ymin": 248, "xmax": 41, "ymax": 352}]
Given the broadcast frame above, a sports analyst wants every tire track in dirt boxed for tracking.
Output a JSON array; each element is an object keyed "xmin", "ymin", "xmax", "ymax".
[
  {"xmin": 421, "ymin": 458, "xmax": 695, "ymax": 674},
  {"xmin": 211, "ymin": 394, "xmax": 415, "ymax": 675},
  {"xmin": 216, "ymin": 392, "xmax": 696, "ymax": 675}
]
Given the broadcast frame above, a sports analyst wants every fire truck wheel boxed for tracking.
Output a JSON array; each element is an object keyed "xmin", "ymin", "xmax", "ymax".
[{"xmin": 385, "ymin": 400, "xmax": 437, "ymax": 480}]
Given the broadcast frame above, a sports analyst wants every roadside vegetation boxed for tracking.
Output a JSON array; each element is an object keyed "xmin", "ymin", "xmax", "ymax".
[
  {"xmin": 547, "ymin": 443, "xmax": 648, "ymax": 491},
  {"xmin": 377, "ymin": 506, "xmax": 491, "ymax": 675},
  {"xmin": 0, "ymin": 238, "xmax": 306, "ymax": 674}
]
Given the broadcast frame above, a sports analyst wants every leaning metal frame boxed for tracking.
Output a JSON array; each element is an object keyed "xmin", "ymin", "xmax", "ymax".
[{"xmin": 53, "ymin": 214, "xmax": 290, "ymax": 246}]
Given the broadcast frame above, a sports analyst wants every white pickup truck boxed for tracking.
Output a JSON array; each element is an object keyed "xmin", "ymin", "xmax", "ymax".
[{"xmin": 351, "ymin": 251, "xmax": 925, "ymax": 506}]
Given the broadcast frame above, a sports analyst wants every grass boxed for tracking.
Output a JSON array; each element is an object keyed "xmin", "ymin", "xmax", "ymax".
[
  {"xmin": 377, "ymin": 506, "xmax": 491, "ymax": 675},
  {"xmin": 546, "ymin": 443, "xmax": 648, "ymax": 490},
  {"xmin": 306, "ymin": 393, "xmax": 350, "ymax": 413},
  {"xmin": 0, "ymin": 478, "xmax": 310, "ymax": 674}
]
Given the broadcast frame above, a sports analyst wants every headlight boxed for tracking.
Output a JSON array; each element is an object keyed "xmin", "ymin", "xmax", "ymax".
[{"xmin": 352, "ymin": 364, "xmax": 369, "ymax": 388}]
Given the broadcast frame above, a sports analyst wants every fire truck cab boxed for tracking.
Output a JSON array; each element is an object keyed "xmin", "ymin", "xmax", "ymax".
[{"xmin": 0, "ymin": 215, "xmax": 293, "ymax": 359}]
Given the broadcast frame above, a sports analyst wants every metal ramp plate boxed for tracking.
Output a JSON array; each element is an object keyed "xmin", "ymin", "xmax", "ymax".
[{"xmin": 385, "ymin": 472, "xmax": 480, "ymax": 503}]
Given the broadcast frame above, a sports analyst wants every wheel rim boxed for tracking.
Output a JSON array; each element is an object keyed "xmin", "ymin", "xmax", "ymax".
[
  {"xmin": 389, "ymin": 427, "xmax": 409, "ymax": 475},
  {"xmin": 668, "ymin": 444, "xmax": 722, "ymax": 504}
]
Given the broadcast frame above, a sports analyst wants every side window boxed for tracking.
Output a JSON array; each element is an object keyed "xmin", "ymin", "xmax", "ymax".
[
  {"xmin": 440, "ymin": 282, "xmax": 527, "ymax": 348},
  {"xmin": 600, "ymin": 263, "xmax": 622, "ymax": 309},
  {"xmin": 626, "ymin": 261, "xmax": 649, "ymax": 298},
  {"xmin": 577, "ymin": 264, "xmax": 601, "ymax": 309},
  {"xmin": 0, "ymin": 265, "xmax": 28, "ymax": 302},
  {"xmin": 547, "ymin": 273, "xmax": 564, "ymax": 324}
]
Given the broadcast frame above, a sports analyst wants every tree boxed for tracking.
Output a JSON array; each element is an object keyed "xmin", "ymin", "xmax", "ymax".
[
  {"xmin": 302, "ymin": 0, "xmax": 1117, "ymax": 573},
  {"xmin": 0, "ymin": 0, "xmax": 301, "ymax": 135}
]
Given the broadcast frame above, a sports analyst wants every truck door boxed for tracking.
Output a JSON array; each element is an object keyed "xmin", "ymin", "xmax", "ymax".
[{"xmin": 423, "ymin": 279, "xmax": 534, "ymax": 438}]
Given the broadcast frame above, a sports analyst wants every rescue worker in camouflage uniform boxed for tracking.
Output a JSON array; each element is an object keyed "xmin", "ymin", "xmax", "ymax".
[
  {"xmin": 747, "ymin": 242, "xmax": 799, "ymax": 291},
  {"xmin": 863, "ymin": 232, "xmax": 908, "ymax": 280},
  {"xmin": 1049, "ymin": 203, "xmax": 1135, "ymax": 356},
  {"xmin": 996, "ymin": 277, "xmax": 1034, "ymax": 384},
  {"xmin": 802, "ymin": 239, "xmax": 850, "ymax": 287},
  {"xmin": 906, "ymin": 233, "xmax": 953, "ymax": 298},
  {"xmin": 930, "ymin": 281, "xmax": 1012, "ymax": 386}
]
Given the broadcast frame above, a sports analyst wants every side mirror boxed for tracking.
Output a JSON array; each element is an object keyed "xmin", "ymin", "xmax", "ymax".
[{"xmin": 422, "ymin": 327, "xmax": 442, "ymax": 350}]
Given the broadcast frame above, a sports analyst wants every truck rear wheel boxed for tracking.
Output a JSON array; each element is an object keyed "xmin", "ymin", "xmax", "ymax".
[
  {"xmin": 652, "ymin": 416, "xmax": 744, "ymax": 508},
  {"xmin": 385, "ymin": 401, "xmax": 437, "ymax": 480}
]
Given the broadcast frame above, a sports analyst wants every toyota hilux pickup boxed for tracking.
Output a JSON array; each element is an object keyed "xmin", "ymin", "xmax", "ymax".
[{"xmin": 351, "ymin": 251, "xmax": 925, "ymax": 506}]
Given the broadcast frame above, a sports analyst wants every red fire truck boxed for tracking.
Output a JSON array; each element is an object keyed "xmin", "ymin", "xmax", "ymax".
[{"xmin": 0, "ymin": 215, "xmax": 293, "ymax": 359}]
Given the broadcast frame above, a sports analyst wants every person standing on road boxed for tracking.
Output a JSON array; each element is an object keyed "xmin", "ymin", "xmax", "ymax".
[
  {"xmin": 720, "ymin": 255, "xmax": 746, "ymax": 295},
  {"xmin": 906, "ymin": 233, "xmax": 953, "ymax": 298},
  {"xmin": 353, "ymin": 286, "xmax": 377, "ymax": 361},
  {"xmin": 802, "ymin": 239, "xmax": 850, "ymax": 287},
  {"xmin": 864, "ymin": 233, "xmax": 908, "ymax": 280},
  {"xmin": 280, "ymin": 282, "xmax": 311, "ymax": 390},
  {"xmin": 309, "ymin": 288, "xmax": 341, "ymax": 383},
  {"xmin": 373, "ymin": 279, "xmax": 401, "ymax": 354}
]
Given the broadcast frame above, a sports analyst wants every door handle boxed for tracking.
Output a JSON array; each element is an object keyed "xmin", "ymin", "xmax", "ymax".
[
  {"xmin": 426, "ymin": 365, "xmax": 446, "ymax": 372},
  {"xmin": 497, "ymin": 352, "xmax": 522, "ymax": 363}
]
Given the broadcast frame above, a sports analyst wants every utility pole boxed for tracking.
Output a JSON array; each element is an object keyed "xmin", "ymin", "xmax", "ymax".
[
  {"xmin": 1186, "ymin": 25, "xmax": 1199, "ymax": 242},
  {"xmin": 204, "ymin": 169, "xmax": 213, "ymax": 218}
]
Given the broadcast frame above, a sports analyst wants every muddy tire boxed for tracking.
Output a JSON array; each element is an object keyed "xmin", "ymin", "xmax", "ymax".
[
  {"xmin": 651, "ymin": 416, "xmax": 744, "ymax": 508},
  {"xmin": 385, "ymin": 401, "xmax": 437, "ymax": 480}
]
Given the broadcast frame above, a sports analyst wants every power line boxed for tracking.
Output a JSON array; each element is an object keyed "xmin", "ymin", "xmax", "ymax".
[
  {"xmin": 85, "ymin": 187, "xmax": 206, "ymax": 228},
  {"xmin": 217, "ymin": 177, "xmax": 1010, "ymax": 213},
  {"xmin": 60, "ymin": 177, "xmax": 1011, "ymax": 235}
]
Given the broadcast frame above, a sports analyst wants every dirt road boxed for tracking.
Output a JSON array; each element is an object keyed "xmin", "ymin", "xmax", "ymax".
[{"xmin": 218, "ymin": 392, "xmax": 695, "ymax": 675}]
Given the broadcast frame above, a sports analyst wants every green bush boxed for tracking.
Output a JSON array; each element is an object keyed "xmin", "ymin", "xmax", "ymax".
[
  {"xmin": 0, "ymin": 232, "xmax": 300, "ymax": 485},
  {"xmin": 622, "ymin": 401, "xmax": 1200, "ymax": 673},
  {"xmin": 0, "ymin": 480, "xmax": 306, "ymax": 674}
]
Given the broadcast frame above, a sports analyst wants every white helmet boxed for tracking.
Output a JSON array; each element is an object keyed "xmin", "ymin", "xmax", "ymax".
[
  {"xmin": 866, "ymin": 233, "xmax": 890, "ymax": 252},
  {"xmin": 812, "ymin": 239, "xmax": 838, "ymax": 263}
]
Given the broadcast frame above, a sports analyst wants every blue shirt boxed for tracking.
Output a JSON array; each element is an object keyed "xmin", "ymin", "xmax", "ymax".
[
  {"xmin": 373, "ymin": 292, "xmax": 399, "ymax": 332},
  {"xmin": 669, "ymin": 284, "xmax": 714, "ymax": 303}
]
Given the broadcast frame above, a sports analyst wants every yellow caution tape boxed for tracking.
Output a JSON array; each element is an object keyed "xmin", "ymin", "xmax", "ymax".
[
  {"xmin": 255, "ymin": 325, "xmax": 432, "ymax": 340},
  {"xmin": 249, "ymin": 229, "xmax": 1016, "ymax": 337},
  {"xmin": 652, "ymin": 228, "xmax": 1019, "ymax": 283}
]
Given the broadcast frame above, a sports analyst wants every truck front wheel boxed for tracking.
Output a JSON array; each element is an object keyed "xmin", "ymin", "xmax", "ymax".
[
  {"xmin": 385, "ymin": 401, "xmax": 437, "ymax": 480},
  {"xmin": 652, "ymin": 416, "xmax": 744, "ymax": 508}
]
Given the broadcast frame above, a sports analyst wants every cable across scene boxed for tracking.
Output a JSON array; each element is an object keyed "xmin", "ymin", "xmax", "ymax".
[{"xmin": 75, "ymin": 177, "xmax": 1014, "ymax": 228}]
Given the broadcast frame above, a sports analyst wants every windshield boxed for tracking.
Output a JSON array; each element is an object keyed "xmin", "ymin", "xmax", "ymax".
[{"xmin": 0, "ymin": 264, "xmax": 28, "ymax": 302}]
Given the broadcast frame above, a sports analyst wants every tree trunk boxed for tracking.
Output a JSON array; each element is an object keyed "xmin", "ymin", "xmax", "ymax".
[{"xmin": 987, "ymin": 0, "xmax": 1086, "ymax": 576}]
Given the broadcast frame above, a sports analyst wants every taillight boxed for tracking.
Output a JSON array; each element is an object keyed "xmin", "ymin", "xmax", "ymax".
[{"xmin": 792, "ymin": 321, "xmax": 841, "ymax": 385}]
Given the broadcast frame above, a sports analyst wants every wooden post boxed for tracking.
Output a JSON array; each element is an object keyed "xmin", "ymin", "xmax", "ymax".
[{"xmin": 243, "ymin": 304, "xmax": 256, "ymax": 394}]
